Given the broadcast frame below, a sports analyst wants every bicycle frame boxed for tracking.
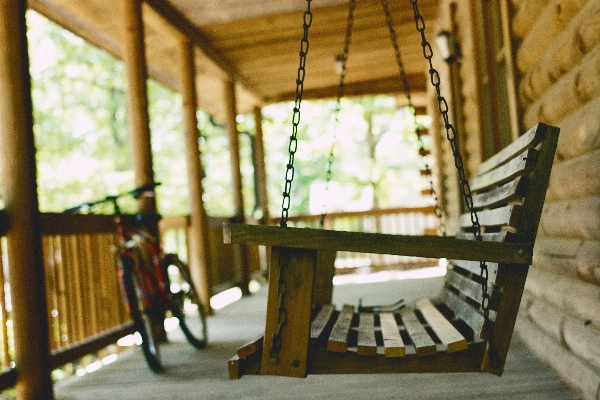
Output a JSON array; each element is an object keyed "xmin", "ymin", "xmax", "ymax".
[
  {"xmin": 109, "ymin": 197, "xmax": 172, "ymax": 321},
  {"xmin": 65, "ymin": 183, "xmax": 208, "ymax": 372}
]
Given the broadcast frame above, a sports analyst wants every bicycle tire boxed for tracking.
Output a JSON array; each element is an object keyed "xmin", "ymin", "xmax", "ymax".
[
  {"xmin": 162, "ymin": 254, "xmax": 208, "ymax": 349},
  {"xmin": 121, "ymin": 255, "xmax": 163, "ymax": 372}
]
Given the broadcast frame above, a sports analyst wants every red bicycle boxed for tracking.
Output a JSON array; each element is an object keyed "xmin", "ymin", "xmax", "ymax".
[{"xmin": 65, "ymin": 183, "xmax": 208, "ymax": 372}]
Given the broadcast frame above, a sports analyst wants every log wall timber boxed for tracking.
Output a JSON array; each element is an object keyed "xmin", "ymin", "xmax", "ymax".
[
  {"xmin": 516, "ymin": 0, "xmax": 589, "ymax": 74},
  {"xmin": 521, "ymin": 292, "xmax": 600, "ymax": 372},
  {"xmin": 455, "ymin": 2, "xmax": 483, "ymax": 176},
  {"xmin": 554, "ymin": 96, "xmax": 600, "ymax": 160},
  {"xmin": 512, "ymin": 0, "xmax": 548, "ymax": 39},
  {"xmin": 519, "ymin": 1, "xmax": 600, "ymax": 107},
  {"xmin": 516, "ymin": 315, "xmax": 600, "ymax": 400},
  {"xmin": 539, "ymin": 197, "xmax": 600, "ymax": 241},
  {"xmin": 546, "ymin": 147, "xmax": 600, "ymax": 201},
  {"xmin": 534, "ymin": 237, "xmax": 600, "ymax": 285},
  {"xmin": 523, "ymin": 48, "xmax": 600, "ymax": 129},
  {"xmin": 496, "ymin": 0, "xmax": 600, "ymax": 398}
]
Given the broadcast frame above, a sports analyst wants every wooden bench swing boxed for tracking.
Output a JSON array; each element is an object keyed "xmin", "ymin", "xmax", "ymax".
[{"xmin": 223, "ymin": 0, "xmax": 560, "ymax": 380}]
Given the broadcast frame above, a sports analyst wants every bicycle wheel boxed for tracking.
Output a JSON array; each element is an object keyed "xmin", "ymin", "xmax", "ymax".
[
  {"xmin": 121, "ymin": 254, "xmax": 163, "ymax": 372},
  {"xmin": 162, "ymin": 254, "xmax": 207, "ymax": 348}
]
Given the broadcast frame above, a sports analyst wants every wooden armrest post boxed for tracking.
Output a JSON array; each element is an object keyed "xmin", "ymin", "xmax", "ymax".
[
  {"xmin": 312, "ymin": 250, "xmax": 337, "ymax": 306},
  {"xmin": 261, "ymin": 246, "xmax": 316, "ymax": 378}
]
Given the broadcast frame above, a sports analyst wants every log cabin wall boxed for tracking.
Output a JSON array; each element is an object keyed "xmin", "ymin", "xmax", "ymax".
[{"xmin": 434, "ymin": 0, "xmax": 600, "ymax": 398}]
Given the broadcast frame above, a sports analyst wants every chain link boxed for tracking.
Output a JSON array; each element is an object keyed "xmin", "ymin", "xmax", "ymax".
[
  {"xmin": 280, "ymin": 0, "xmax": 313, "ymax": 229},
  {"xmin": 320, "ymin": 0, "xmax": 356, "ymax": 228},
  {"xmin": 409, "ymin": 0, "xmax": 490, "ymax": 335},
  {"xmin": 381, "ymin": 0, "xmax": 446, "ymax": 236},
  {"xmin": 271, "ymin": 0, "xmax": 312, "ymax": 366}
]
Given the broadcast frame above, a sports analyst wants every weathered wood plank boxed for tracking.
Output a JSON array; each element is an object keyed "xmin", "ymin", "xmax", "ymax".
[
  {"xmin": 416, "ymin": 299, "xmax": 468, "ymax": 353},
  {"xmin": 459, "ymin": 205, "xmax": 521, "ymax": 230},
  {"xmin": 327, "ymin": 305, "xmax": 354, "ymax": 353},
  {"xmin": 456, "ymin": 231, "xmax": 514, "ymax": 242},
  {"xmin": 471, "ymin": 149, "xmax": 536, "ymax": 192},
  {"xmin": 356, "ymin": 313, "xmax": 377, "ymax": 356},
  {"xmin": 476, "ymin": 123, "xmax": 546, "ymax": 175},
  {"xmin": 450, "ymin": 260, "xmax": 500, "ymax": 280},
  {"xmin": 399, "ymin": 308, "xmax": 436, "ymax": 357},
  {"xmin": 441, "ymin": 290, "xmax": 485, "ymax": 335},
  {"xmin": 471, "ymin": 177, "xmax": 529, "ymax": 209},
  {"xmin": 223, "ymin": 224, "xmax": 533, "ymax": 265},
  {"xmin": 310, "ymin": 304, "xmax": 335, "ymax": 340},
  {"xmin": 445, "ymin": 270, "xmax": 501, "ymax": 311},
  {"xmin": 236, "ymin": 334, "xmax": 263, "ymax": 359},
  {"xmin": 379, "ymin": 313, "xmax": 405, "ymax": 357}
]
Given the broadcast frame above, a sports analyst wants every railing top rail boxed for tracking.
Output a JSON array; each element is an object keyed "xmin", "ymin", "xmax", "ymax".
[
  {"xmin": 39, "ymin": 213, "xmax": 137, "ymax": 236},
  {"xmin": 267, "ymin": 205, "xmax": 436, "ymax": 225}
]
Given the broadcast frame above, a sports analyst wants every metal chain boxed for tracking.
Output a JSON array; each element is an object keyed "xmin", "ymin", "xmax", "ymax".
[
  {"xmin": 280, "ymin": 1, "xmax": 313, "ymax": 228},
  {"xmin": 271, "ymin": 0, "xmax": 312, "ymax": 366},
  {"xmin": 381, "ymin": 0, "xmax": 446, "ymax": 236},
  {"xmin": 409, "ymin": 0, "xmax": 490, "ymax": 335},
  {"xmin": 320, "ymin": 0, "xmax": 356, "ymax": 228}
]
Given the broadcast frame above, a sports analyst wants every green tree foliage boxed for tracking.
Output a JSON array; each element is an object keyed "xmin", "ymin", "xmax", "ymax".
[
  {"xmin": 28, "ymin": 11, "xmax": 135, "ymax": 213},
  {"xmin": 261, "ymin": 97, "xmax": 431, "ymax": 218},
  {"xmin": 25, "ymin": 10, "xmax": 430, "ymax": 219}
]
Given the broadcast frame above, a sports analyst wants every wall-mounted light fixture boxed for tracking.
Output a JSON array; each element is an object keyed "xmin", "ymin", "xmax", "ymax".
[{"xmin": 435, "ymin": 30, "xmax": 460, "ymax": 63}]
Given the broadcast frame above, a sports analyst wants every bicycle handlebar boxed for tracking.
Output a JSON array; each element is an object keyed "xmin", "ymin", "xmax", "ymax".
[{"xmin": 63, "ymin": 182, "xmax": 161, "ymax": 214}]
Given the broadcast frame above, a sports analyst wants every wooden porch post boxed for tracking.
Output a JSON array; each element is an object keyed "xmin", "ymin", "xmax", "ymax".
[
  {"xmin": 252, "ymin": 106, "xmax": 269, "ymax": 223},
  {"xmin": 224, "ymin": 79, "xmax": 250, "ymax": 295},
  {"xmin": 178, "ymin": 37, "xmax": 212, "ymax": 314},
  {"xmin": 120, "ymin": 0, "xmax": 157, "ymax": 219},
  {"xmin": 0, "ymin": 1, "xmax": 53, "ymax": 398},
  {"xmin": 120, "ymin": 0, "xmax": 166, "ymax": 338}
]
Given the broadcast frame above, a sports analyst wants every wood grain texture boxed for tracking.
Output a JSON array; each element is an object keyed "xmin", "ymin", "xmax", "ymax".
[
  {"xmin": 260, "ymin": 247, "xmax": 316, "ymax": 377},
  {"xmin": 471, "ymin": 177, "xmax": 529, "ymax": 209},
  {"xmin": 415, "ymin": 299, "xmax": 468, "ymax": 353},
  {"xmin": 471, "ymin": 149, "xmax": 536, "ymax": 192},
  {"xmin": 476, "ymin": 123, "xmax": 546, "ymax": 175},
  {"xmin": 379, "ymin": 313, "xmax": 405, "ymax": 358},
  {"xmin": 327, "ymin": 305, "xmax": 354, "ymax": 353},
  {"xmin": 310, "ymin": 304, "xmax": 335, "ymax": 340},
  {"xmin": 399, "ymin": 308, "xmax": 436, "ymax": 357},
  {"xmin": 459, "ymin": 204, "xmax": 521, "ymax": 230},
  {"xmin": 223, "ymin": 224, "xmax": 532, "ymax": 265},
  {"xmin": 356, "ymin": 313, "xmax": 377, "ymax": 356}
]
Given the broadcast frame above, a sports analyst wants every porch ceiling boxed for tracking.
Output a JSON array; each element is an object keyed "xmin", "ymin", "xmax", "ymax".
[{"xmin": 28, "ymin": 0, "xmax": 440, "ymax": 121}]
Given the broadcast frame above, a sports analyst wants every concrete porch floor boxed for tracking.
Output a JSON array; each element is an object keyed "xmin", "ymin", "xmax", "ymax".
[{"xmin": 54, "ymin": 273, "xmax": 580, "ymax": 399}]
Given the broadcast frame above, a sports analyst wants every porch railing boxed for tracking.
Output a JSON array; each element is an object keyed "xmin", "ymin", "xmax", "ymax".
[
  {"xmin": 0, "ymin": 206, "xmax": 438, "ymax": 390},
  {"xmin": 159, "ymin": 216, "xmax": 262, "ymax": 295},
  {"xmin": 40, "ymin": 213, "xmax": 136, "ymax": 369}
]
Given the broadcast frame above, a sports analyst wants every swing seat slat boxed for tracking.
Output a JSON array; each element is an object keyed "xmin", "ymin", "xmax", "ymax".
[{"xmin": 225, "ymin": 123, "xmax": 559, "ymax": 379}]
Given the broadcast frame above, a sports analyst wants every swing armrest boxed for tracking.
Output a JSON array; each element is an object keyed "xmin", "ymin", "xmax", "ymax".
[{"xmin": 223, "ymin": 223, "xmax": 532, "ymax": 265}]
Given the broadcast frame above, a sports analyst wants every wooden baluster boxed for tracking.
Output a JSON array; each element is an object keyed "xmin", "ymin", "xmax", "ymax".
[{"xmin": 0, "ymin": 239, "xmax": 10, "ymax": 367}]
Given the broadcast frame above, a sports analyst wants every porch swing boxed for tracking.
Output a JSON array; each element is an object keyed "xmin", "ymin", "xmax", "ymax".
[{"xmin": 224, "ymin": 0, "xmax": 559, "ymax": 379}]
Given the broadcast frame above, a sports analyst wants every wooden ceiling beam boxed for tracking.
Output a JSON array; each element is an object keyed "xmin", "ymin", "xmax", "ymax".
[
  {"xmin": 264, "ymin": 73, "xmax": 427, "ymax": 104},
  {"xmin": 202, "ymin": 1, "xmax": 438, "ymax": 49},
  {"xmin": 144, "ymin": 0, "xmax": 260, "ymax": 99}
]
